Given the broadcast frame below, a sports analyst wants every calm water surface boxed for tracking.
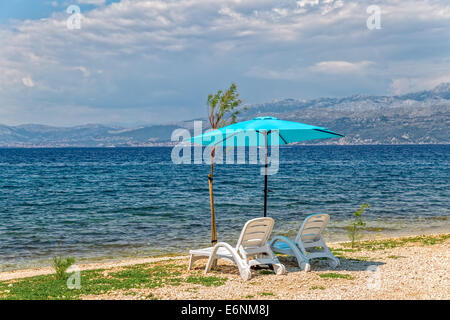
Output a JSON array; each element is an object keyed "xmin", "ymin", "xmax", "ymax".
[{"xmin": 0, "ymin": 145, "xmax": 449, "ymax": 270}]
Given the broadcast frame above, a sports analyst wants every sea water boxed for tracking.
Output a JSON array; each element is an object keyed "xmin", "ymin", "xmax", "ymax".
[{"xmin": 0, "ymin": 145, "xmax": 448, "ymax": 270}]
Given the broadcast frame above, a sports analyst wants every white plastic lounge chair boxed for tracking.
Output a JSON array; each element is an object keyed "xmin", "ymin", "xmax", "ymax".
[
  {"xmin": 188, "ymin": 217, "xmax": 286, "ymax": 281},
  {"xmin": 269, "ymin": 213, "xmax": 339, "ymax": 272}
]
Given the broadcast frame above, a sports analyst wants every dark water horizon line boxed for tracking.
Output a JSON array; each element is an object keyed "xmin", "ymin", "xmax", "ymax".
[{"xmin": 1, "ymin": 142, "xmax": 450, "ymax": 149}]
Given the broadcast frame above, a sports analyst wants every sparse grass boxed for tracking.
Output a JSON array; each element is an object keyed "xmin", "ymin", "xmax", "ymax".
[
  {"xmin": 185, "ymin": 276, "xmax": 227, "ymax": 287},
  {"xmin": 149, "ymin": 253, "xmax": 185, "ymax": 258},
  {"xmin": 0, "ymin": 262, "xmax": 226, "ymax": 300},
  {"xmin": 387, "ymin": 255, "xmax": 406, "ymax": 260},
  {"xmin": 330, "ymin": 248, "xmax": 359, "ymax": 253},
  {"xmin": 310, "ymin": 286, "xmax": 325, "ymax": 290},
  {"xmin": 257, "ymin": 270, "xmax": 274, "ymax": 275},
  {"xmin": 274, "ymin": 253, "xmax": 290, "ymax": 257},
  {"xmin": 147, "ymin": 293, "xmax": 158, "ymax": 300},
  {"xmin": 328, "ymin": 250, "xmax": 374, "ymax": 262},
  {"xmin": 259, "ymin": 292, "xmax": 274, "ymax": 296},
  {"xmin": 244, "ymin": 295, "xmax": 254, "ymax": 299},
  {"xmin": 319, "ymin": 273, "xmax": 354, "ymax": 280},
  {"xmin": 166, "ymin": 277, "xmax": 183, "ymax": 286},
  {"xmin": 126, "ymin": 291, "xmax": 157, "ymax": 300},
  {"xmin": 330, "ymin": 247, "xmax": 360, "ymax": 258},
  {"xmin": 363, "ymin": 227, "xmax": 385, "ymax": 232},
  {"xmin": 340, "ymin": 234, "xmax": 449, "ymax": 251}
]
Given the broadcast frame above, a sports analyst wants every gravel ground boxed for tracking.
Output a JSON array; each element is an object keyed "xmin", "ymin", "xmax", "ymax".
[
  {"xmin": 0, "ymin": 255, "xmax": 187, "ymax": 281},
  {"xmin": 79, "ymin": 235, "xmax": 450, "ymax": 300}
]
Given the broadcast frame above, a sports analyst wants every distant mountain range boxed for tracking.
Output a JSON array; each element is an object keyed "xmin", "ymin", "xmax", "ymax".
[{"xmin": 1, "ymin": 83, "xmax": 449, "ymax": 147}]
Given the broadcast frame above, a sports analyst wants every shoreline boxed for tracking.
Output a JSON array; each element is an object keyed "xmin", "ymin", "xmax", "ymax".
[
  {"xmin": 2, "ymin": 226, "xmax": 448, "ymax": 276},
  {"xmin": 1, "ymin": 233, "xmax": 448, "ymax": 300},
  {"xmin": 1, "ymin": 232, "xmax": 447, "ymax": 282}
]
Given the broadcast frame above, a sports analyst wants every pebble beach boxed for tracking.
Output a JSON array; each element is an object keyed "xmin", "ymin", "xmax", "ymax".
[{"xmin": 1, "ymin": 233, "xmax": 448, "ymax": 300}]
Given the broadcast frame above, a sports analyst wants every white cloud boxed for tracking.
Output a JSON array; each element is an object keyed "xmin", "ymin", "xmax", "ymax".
[
  {"xmin": 73, "ymin": 66, "xmax": 90, "ymax": 77},
  {"xmin": 245, "ymin": 66, "xmax": 304, "ymax": 80},
  {"xmin": 320, "ymin": 0, "xmax": 344, "ymax": 15},
  {"xmin": 22, "ymin": 76, "xmax": 35, "ymax": 88},
  {"xmin": 77, "ymin": 0, "xmax": 106, "ymax": 5},
  {"xmin": 297, "ymin": 0, "xmax": 320, "ymax": 8},
  {"xmin": 296, "ymin": 0, "xmax": 344, "ymax": 14},
  {"xmin": 247, "ymin": 60, "xmax": 374, "ymax": 80},
  {"xmin": 311, "ymin": 61, "xmax": 374, "ymax": 74},
  {"xmin": 0, "ymin": 0, "xmax": 449, "ymax": 125},
  {"xmin": 390, "ymin": 75, "xmax": 450, "ymax": 95}
]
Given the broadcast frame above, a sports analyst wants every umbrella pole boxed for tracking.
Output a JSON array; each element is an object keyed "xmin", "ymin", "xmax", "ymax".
[
  {"xmin": 209, "ymin": 150, "xmax": 217, "ymax": 246},
  {"xmin": 264, "ymin": 131, "xmax": 268, "ymax": 217}
]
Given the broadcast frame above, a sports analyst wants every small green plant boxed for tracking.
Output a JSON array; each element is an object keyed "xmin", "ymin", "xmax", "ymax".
[
  {"xmin": 53, "ymin": 256, "xmax": 75, "ymax": 280},
  {"xmin": 259, "ymin": 292, "xmax": 274, "ymax": 296},
  {"xmin": 346, "ymin": 203, "xmax": 370, "ymax": 248}
]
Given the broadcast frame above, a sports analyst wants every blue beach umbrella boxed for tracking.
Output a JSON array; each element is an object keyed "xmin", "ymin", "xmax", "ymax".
[{"xmin": 191, "ymin": 116, "xmax": 344, "ymax": 217}]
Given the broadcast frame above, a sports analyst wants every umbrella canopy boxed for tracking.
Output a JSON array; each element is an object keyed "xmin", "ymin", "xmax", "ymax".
[
  {"xmin": 191, "ymin": 116, "xmax": 343, "ymax": 147},
  {"xmin": 191, "ymin": 116, "xmax": 344, "ymax": 217}
]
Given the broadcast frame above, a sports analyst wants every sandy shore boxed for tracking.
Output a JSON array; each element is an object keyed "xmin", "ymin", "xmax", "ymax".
[{"xmin": 1, "ymin": 233, "xmax": 449, "ymax": 300}]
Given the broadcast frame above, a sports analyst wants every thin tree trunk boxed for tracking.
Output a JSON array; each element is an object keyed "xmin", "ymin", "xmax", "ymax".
[{"xmin": 209, "ymin": 147, "xmax": 217, "ymax": 245}]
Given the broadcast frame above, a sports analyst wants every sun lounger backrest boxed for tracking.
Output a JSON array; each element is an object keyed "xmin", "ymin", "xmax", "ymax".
[
  {"xmin": 295, "ymin": 213, "xmax": 330, "ymax": 244},
  {"xmin": 236, "ymin": 217, "xmax": 274, "ymax": 251}
]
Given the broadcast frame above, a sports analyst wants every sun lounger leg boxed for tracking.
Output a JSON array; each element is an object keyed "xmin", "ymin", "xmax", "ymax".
[
  {"xmin": 188, "ymin": 254, "xmax": 202, "ymax": 270},
  {"xmin": 205, "ymin": 243, "xmax": 252, "ymax": 281},
  {"xmin": 188, "ymin": 254, "xmax": 193, "ymax": 270},
  {"xmin": 300, "ymin": 261, "xmax": 311, "ymax": 272},
  {"xmin": 273, "ymin": 262, "xmax": 286, "ymax": 275}
]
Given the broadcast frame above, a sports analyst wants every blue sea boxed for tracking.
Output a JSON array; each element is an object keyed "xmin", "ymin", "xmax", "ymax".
[{"xmin": 0, "ymin": 145, "xmax": 449, "ymax": 271}]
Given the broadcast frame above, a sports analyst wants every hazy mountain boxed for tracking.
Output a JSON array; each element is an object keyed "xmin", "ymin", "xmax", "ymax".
[
  {"xmin": 0, "ymin": 123, "xmax": 184, "ymax": 147},
  {"xmin": 238, "ymin": 82, "xmax": 449, "ymax": 145},
  {"xmin": 0, "ymin": 83, "xmax": 448, "ymax": 147}
]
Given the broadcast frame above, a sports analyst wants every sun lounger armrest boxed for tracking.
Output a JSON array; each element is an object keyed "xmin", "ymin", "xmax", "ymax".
[
  {"xmin": 212, "ymin": 242, "xmax": 239, "ymax": 258},
  {"xmin": 206, "ymin": 242, "xmax": 251, "ymax": 281},
  {"xmin": 270, "ymin": 236, "xmax": 307, "ymax": 261},
  {"xmin": 270, "ymin": 235, "xmax": 295, "ymax": 250}
]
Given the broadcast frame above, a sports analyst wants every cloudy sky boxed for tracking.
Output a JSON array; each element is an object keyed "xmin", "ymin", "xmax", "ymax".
[{"xmin": 0, "ymin": 0, "xmax": 449, "ymax": 126}]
